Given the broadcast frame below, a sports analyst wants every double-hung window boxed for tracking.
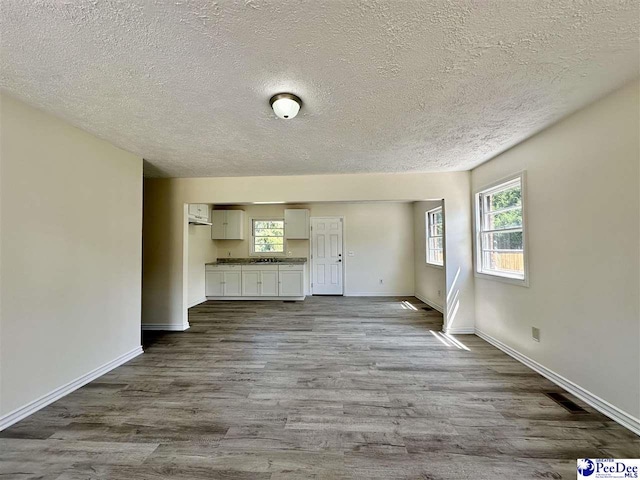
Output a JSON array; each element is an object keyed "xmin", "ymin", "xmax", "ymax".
[
  {"xmin": 426, "ymin": 207, "xmax": 444, "ymax": 266},
  {"xmin": 251, "ymin": 219, "xmax": 285, "ymax": 254},
  {"xmin": 475, "ymin": 173, "xmax": 527, "ymax": 284}
]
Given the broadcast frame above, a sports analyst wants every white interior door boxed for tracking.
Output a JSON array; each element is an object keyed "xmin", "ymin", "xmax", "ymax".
[{"xmin": 311, "ymin": 217, "xmax": 343, "ymax": 295}]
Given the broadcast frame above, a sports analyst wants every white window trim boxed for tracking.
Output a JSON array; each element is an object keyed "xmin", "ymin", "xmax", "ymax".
[
  {"xmin": 249, "ymin": 217, "xmax": 286, "ymax": 256},
  {"xmin": 426, "ymin": 206, "xmax": 444, "ymax": 268},
  {"xmin": 473, "ymin": 171, "xmax": 529, "ymax": 287}
]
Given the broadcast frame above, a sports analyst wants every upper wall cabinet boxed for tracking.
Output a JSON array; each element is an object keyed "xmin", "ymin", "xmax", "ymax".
[
  {"xmin": 211, "ymin": 210, "xmax": 245, "ymax": 240},
  {"xmin": 284, "ymin": 209, "xmax": 310, "ymax": 239},
  {"xmin": 188, "ymin": 204, "xmax": 211, "ymax": 225}
]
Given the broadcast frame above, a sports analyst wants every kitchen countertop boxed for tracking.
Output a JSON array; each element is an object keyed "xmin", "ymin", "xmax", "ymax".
[{"xmin": 206, "ymin": 257, "xmax": 307, "ymax": 265}]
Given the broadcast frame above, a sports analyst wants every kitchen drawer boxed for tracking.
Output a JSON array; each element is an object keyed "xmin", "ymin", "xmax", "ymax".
[
  {"xmin": 241, "ymin": 264, "xmax": 278, "ymax": 271},
  {"xmin": 278, "ymin": 264, "xmax": 304, "ymax": 271},
  {"xmin": 205, "ymin": 264, "xmax": 242, "ymax": 271}
]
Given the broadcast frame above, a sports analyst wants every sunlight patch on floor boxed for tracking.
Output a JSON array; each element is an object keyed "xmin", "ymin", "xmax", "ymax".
[
  {"xmin": 430, "ymin": 330, "xmax": 471, "ymax": 351},
  {"xmin": 400, "ymin": 300, "xmax": 418, "ymax": 311}
]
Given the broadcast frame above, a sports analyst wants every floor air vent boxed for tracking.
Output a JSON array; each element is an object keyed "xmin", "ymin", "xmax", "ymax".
[{"xmin": 545, "ymin": 392, "xmax": 589, "ymax": 414}]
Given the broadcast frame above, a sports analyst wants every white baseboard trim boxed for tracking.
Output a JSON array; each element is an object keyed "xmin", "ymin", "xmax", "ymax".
[
  {"xmin": 206, "ymin": 296, "xmax": 305, "ymax": 301},
  {"xmin": 413, "ymin": 293, "xmax": 444, "ymax": 313},
  {"xmin": 141, "ymin": 322, "xmax": 190, "ymax": 331},
  {"xmin": 475, "ymin": 328, "xmax": 640, "ymax": 436},
  {"xmin": 445, "ymin": 326, "xmax": 475, "ymax": 334},
  {"xmin": 188, "ymin": 297, "xmax": 207, "ymax": 308},
  {"xmin": 344, "ymin": 292, "xmax": 415, "ymax": 297},
  {"xmin": 0, "ymin": 346, "xmax": 143, "ymax": 432}
]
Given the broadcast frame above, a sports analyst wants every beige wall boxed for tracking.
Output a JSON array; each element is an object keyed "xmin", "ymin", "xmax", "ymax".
[
  {"xmin": 143, "ymin": 171, "xmax": 474, "ymax": 332},
  {"xmin": 210, "ymin": 202, "xmax": 415, "ymax": 295},
  {"xmin": 187, "ymin": 223, "xmax": 217, "ymax": 306},
  {"xmin": 472, "ymin": 80, "xmax": 640, "ymax": 422},
  {"xmin": 414, "ymin": 201, "xmax": 446, "ymax": 312},
  {"xmin": 0, "ymin": 94, "xmax": 143, "ymax": 417}
]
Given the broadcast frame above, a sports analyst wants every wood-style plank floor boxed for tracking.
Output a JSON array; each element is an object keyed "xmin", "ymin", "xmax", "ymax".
[{"xmin": 1, "ymin": 296, "xmax": 638, "ymax": 479}]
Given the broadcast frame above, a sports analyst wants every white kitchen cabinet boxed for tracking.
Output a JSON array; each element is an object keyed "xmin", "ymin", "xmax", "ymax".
[
  {"xmin": 188, "ymin": 204, "xmax": 210, "ymax": 224},
  {"xmin": 261, "ymin": 270, "xmax": 279, "ymax": 296},
  {"xmin": 198, "ymin": 204, "xmax": 209, "ymax": 220},
  {"xmin": 205, "ymin": 265, "xmax": 242, "ymax": 296},
  {"xmin": 242, "ymin": 265, "xmax": 278, "ymax": 296},
  {"xmin": 205, "ymin": 271, "xmax": 224, "ymax": 296},
  {"xmin": 211, "ymin": 210, "xmax": 245, "ymax": 240},
  {"xmin": 225, "ymin": 211, "xmax": 244, "ymax": 239},
  {"xmin": 207, "ymin": 263, "xmax": 306, "ymax": 299},
  {"xmin": 284, "ymin": 209, "xmax": 310, "ymax": 239},
  {"xmin": 223, "ymin": 271, "xmax": 242, "ymax": 296},
  {"xmin": 211, "ymin": 211, "xmax": 226, "ymax": 238},
  {"xmin": 241, "ymin": 270, "xmax": 260, "ymax": 296},
  {"xmin": 211, "ymin": 211, "xmax": 226, "ymax": 239},
  {"xmin": 278, "ymin": 264, "xmax": 304, "ymax": 296}
]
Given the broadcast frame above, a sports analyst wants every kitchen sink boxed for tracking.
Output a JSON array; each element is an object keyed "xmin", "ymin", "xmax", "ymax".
[{"xmin": 253, "ymin": 258, "xmax": 279, "ymax": 263}]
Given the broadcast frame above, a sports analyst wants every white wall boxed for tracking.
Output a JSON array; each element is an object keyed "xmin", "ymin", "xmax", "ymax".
[
  {"xmin": 0, "ymin": 94, "xmax": 143, "ymax": 419},
  {"xmin": 471, "ymin": 80, "xmax": 640, "ymax": 424},
  {"xmin": 187, "ymin": 223, "xmax": 217, "ymax": 307},
  {"xmin": 142, "ymin": 171, "xmax": 474, "ymax": 332},
  {"xmin": 414, "ymin": 201, "xmax": 446, "ymax": 312},
  {"xmin": 212, "ymin": 202, "xmax": 415, "ymax": 296}
]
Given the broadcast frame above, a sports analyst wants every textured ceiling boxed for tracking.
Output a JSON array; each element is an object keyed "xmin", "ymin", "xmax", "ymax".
[{"xmin": 1, "ymin": 1, "xmax": 638, "ymax": 177}]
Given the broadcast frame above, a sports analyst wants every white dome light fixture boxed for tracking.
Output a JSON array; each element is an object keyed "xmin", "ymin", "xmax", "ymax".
[{"xmin": 270, "ymin": 93, "xmax": 302, "ymax": 120}]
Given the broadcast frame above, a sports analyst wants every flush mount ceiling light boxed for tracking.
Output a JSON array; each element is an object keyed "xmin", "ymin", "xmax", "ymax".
[{"xmin": 270, "ymin": 93, "xmax": 302, "ymax": 119}]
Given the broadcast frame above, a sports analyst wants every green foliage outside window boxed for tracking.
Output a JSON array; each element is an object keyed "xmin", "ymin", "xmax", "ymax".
[
  {"xmin": 253, "ymin": 220, "xmax": 284, "ymax": 253},
  {"xmin": 487, "ymin": 185, "xmax": 522, "ymax": 250}
]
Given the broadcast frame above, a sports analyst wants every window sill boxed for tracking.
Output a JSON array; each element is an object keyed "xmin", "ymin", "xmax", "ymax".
[
  {"xmin": 475, "ymin": 271, "xmax": 529, "ymax": 287},
  {"xmin": 425, "ymin": 262, "xmax": 444, "ymax": 270}
]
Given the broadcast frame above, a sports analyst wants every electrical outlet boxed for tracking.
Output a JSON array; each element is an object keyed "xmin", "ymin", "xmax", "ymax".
[
  {"xmin": 437, "ymin": 289, "xmax": 442, "ymax": 297},
  {"xmin": 379, "ymin": 279, "xmax": 383, "ymax": 285},
  {"xmin": 532, "ymin": 327, "xmax": 540, "ymax": 342}
]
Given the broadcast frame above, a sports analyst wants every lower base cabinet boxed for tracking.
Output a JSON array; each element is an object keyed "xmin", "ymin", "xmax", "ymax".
[
  {"xmin": 205, "ymin": 265, "xmax": 242, "ymax": 296},
  {"xmin": 206, "ymin": 263, "xmax": 305, "ymax": 299},
  {"xmin": 241, "ymin": 265, "xmax": 279, "ymax": 296},
  {"xmin": 278, "ymin": 264, "xmax": 304, "ymax": 297},
  {"xmin": 205, "ymin": 271, "xmax": 224, "ymax": 296}
]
